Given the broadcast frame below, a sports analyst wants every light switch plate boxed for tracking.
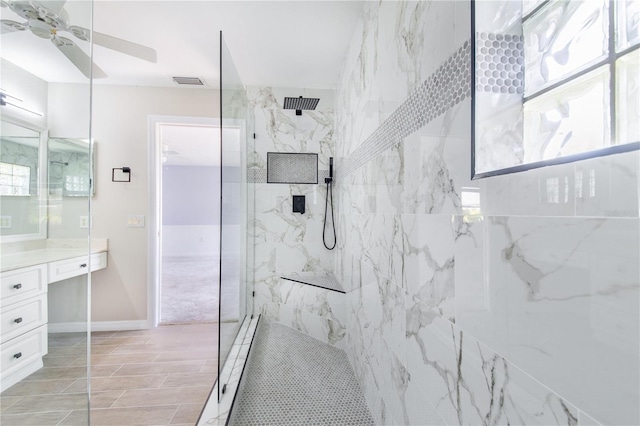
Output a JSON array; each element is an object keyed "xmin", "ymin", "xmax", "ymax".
[{"xmin": 127, "ymin": 215, "xmax": 145, "ymax": 228}]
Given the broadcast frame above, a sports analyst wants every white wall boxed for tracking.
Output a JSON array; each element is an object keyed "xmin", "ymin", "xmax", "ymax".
[
  {"xmin": 162, "ymin": 225, "xmax": 220, "ymax": 257},
  {"xmin": 49, "ymin": 84, "xmax": 219, "ymax": 322},
  {"xmin": 0, "ymin": 59, "xmax": 48, "ymax": 129},
  {"xmin": 47, "ymin": 83, "xmax": 90, "ymax": 138}
]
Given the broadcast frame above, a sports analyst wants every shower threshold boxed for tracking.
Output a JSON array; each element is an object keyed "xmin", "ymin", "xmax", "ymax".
[
  {"xmin": 197, "ymin": 315, "xmax": 260, "ymax": 425},
  {"xmin": 228, "ymin": 321, "xmax": 374, "ymax": 425}
]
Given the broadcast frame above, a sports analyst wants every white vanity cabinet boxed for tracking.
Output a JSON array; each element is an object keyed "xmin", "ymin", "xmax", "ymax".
[
  {"xmin": 49, "ymin": 252, "xmax": 108, "ymax": 284},
  {"xmin": 0, "ymin": 251, "xmax": 107, "ymax": 392},
  {"xmin": 0, "ymin": 264, "xmax": 48, "ymax": 392}
]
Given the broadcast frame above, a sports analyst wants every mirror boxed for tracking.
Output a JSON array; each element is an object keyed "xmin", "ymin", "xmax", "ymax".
[
  {"xmin": 0, "ymin": 119, "xmax": 46, "ymax": 240},
  {"xmin": 47, "ymin": 137, "xmax": 93, "ymax": 239},
  {"xmin": 48, "ymin": 137, "xmax": 94, "ymax": 197}
]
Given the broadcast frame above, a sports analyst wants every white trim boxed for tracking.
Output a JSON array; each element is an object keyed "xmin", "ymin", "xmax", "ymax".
[
  {"xmin": 48, "ymin": 320, "xmax": 149, "ymax": 333},
  {"xmin": 147, "ymin": 115, "xmax": 220, "ymax": 329},
  {"xmin": 0, "ymin": 126, "xmax": 48, "ymax": 244}
]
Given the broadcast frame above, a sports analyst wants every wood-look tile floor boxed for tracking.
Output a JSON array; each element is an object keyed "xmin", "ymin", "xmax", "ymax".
[{"xmin": 0, "ymin": 323, "xmax": 219, "ymax": 426}]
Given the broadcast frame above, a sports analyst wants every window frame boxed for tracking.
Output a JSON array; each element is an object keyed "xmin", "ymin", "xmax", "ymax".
[
  {"xmin": 0, "ymin": 161, "xmax": 32, "ymax": 196},
  {"xmin": 471, "ymin": 0, "xmax": 640, "ymax": 180}
]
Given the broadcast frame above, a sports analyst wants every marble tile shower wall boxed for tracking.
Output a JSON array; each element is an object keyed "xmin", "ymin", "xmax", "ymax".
[
  {"xmin": 247, "ymin": 86, "xmax": 346, "ymax": 348},
  {"xmin": 334, "ymin": 2, "xmax": 639, "ymax": 426}
]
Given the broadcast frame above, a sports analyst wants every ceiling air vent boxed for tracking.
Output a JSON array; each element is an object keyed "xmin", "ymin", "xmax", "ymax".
[{"xmin": 172, "ymin": 76, "xmax": 205, "ymax": 86}]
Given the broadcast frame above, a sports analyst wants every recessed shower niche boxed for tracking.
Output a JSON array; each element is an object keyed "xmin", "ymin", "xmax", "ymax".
[{"xmin": 267, "ymin": 152, "xmax": 318, "ymax": 184}]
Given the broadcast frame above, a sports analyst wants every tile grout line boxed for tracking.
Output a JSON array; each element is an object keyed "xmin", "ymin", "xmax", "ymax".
[
  {"xmin": 55, "ymin": 409, "xmax": 75, "ymax": 426},
  {"xmin": 103, "ymin": 389, "xmax": 126, "ymax": 409},
  {"xmin": 0, "ymin": 395, "xmax": 24, "ymax": 412}
]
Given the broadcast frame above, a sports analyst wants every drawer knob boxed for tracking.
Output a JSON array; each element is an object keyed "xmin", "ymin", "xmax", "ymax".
[
  {"xmin": 13, "ymin": 352, "xmax": 22, "ymax": 359},
  {"xmin": 14, "ymin": 317, "xmax": 23, "ymax": 324},
  {"xmin": 80, "ymin": 263, "xmax": 87, "ymax": 268},
  {"xmin": 13, "ymin": 283, "xmax": 22, "ymax": 290}
]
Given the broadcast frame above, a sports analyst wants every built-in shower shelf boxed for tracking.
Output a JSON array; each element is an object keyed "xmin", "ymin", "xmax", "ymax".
[{"xmin": 281, "ymin": 274, "xmax": 345, "ymax": 294}]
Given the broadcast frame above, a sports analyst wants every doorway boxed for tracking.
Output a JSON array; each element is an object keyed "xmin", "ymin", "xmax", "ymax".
[
  {"xmin": 158, "ymin": 123, "xmax": 220, "ymax": 324},
  {"xmin": 148, "ymin": 115, "xmax": 228, "ymax": 327}
]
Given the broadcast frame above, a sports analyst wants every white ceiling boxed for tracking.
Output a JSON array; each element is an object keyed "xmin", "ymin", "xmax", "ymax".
[{"xmin": 1, "ymin": 0, "xmax": 364, "ymax": 89}]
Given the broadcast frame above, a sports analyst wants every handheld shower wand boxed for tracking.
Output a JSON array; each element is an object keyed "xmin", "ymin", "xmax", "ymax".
[{"xmin": 323, "ymin": 157, "xmax": 336, "ymax": 250}]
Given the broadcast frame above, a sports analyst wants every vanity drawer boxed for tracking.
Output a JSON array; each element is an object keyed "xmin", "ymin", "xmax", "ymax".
[
  {"xmin": 48, "ymin": 252, "xmax": 107, "ymax": 284},
  {"xmin": 1, "ymin": 294, "xmax": 48, "ymax": 344},
  {"xmin": 0, "ymin": 265, "xmax": 47, "ymax": 308},
  {"xmin": 0, "ymin": 324, "xmax": 47, "ymax": 379}
]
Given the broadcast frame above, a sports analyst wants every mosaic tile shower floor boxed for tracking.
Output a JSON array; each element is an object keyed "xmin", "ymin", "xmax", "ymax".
[{"xmin": 228, "ymin": 321, "xmax": 374, "ymax": 426}]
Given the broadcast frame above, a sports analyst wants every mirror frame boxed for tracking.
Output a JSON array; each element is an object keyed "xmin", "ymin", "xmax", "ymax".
[{"xmin": 0, "ymin": 116, "xmax": 48, "ymax": 243}]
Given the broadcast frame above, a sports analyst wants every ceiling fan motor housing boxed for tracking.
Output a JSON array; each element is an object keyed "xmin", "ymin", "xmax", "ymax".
[
  {"xmin": 11, "ymin": 1, "xmax": 69, "ymax": 30},
  {"xmin": 28, "ymin": 18, "xmax": 52, "ymax": 38}
]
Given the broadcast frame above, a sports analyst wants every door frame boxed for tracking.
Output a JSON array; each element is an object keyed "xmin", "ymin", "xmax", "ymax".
[{"xmin": 147, "ymin": 115, "xmax": 220, "ymax": 328}]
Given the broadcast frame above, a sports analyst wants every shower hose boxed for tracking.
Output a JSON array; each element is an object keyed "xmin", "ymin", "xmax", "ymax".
[{"xmin": 323, "ymin": 180, "xmax": 337, "ymax": 250}]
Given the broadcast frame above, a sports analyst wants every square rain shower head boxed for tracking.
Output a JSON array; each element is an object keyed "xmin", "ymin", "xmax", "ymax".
[{"xmin": 283, "ymin": 97, "xmax": 320, "ymax": 115}]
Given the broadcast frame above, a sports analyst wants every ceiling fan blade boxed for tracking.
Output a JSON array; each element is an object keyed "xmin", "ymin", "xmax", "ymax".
[
  {"xmin": 69, "ymin": 25, "xmax": 157, "ymax": 63},
  {"xmin": 1, "ymin": 19, "xmax": 27, "ymax": 34},
  {"xmin": 52, "ymin": 35, "xmax": 107, "ymax": 79}
]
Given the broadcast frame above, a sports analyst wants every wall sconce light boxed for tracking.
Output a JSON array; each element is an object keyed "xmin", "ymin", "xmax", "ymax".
[
  {"xmin": 112, "ymin": 167, "xmax": 131, "ymax": 182},
  {"xmin": 0, "ymin": 90, "xmax": 43, "ymax": 116}
]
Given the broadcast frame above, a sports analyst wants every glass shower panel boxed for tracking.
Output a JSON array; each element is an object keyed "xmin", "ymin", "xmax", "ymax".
[
  {"xmin": 0, "ymin": 0, "xmax": 93, "ymax": 423},
  {"xmin": 218, "ymin": 31, "xmax": 250, "ymax": 400}
]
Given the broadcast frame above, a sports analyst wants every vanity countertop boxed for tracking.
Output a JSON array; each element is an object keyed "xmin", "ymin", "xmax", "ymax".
[{"xmin": 1, "ymin": 238, "xmax": 108, "ymax": 273}]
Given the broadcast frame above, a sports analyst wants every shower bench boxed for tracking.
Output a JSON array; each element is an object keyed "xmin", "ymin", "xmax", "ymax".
[{"xmin": 257, "ymin": 273, "xmax": 347, "ymax": 349}]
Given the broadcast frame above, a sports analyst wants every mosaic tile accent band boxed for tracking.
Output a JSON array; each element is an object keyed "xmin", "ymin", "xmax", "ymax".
[
  {"xmin": 247, "ymin": 168, "xmax": 267, "ymax": 183},
  {"xmin": 338, "ymin": 40, "xmax": 471, "ymax": 181},
  {"xmin": 248, "ymin": 168, "xmax": 330, "ymax": 184},
  {"xmin": 475, "ymin": 32, "xmax": 524, "ymax": 94}
]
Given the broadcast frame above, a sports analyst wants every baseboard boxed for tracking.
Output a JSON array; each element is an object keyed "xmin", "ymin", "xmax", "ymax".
[{"xmin": 47, "ymin": 320, "xmax": 149, "ymax": 333}]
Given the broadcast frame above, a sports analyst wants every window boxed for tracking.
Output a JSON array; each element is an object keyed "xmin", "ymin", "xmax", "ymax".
[
  {"xmin": 64, "ymin": 174, "xmax": 91, "ymax": 196},
  {"xmin": 472, "ymin": 0, "xmax": 640, "ymax": 178},
  {"xmin": 0, "ymin": 162, "xmax": 31, "ymax": 196}
]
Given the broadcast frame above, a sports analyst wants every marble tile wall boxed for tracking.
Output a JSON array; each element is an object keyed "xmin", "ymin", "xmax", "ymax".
[
  {"xmin": 248, "ymin": 86, "xmax": 345, "ymax": 347},
  {"xmin": 334, "ymin": 1, "xmax": 639, "ymax": 425}
]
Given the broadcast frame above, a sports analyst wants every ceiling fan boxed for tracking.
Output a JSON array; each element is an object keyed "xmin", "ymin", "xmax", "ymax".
[{"xmin": 0, "ymin": 0, "xmax": 157, "ymax": 78}]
